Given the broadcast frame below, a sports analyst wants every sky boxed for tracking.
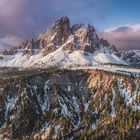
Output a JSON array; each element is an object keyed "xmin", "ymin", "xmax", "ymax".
[{"xmin": 0, "ymin": 0, "xmax": 140, "ymax": 50}]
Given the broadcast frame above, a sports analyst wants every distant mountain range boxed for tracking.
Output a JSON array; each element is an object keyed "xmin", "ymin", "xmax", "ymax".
[{"xmin": 118, "ymin": 50, "xmax": 140, "ymax": 68}]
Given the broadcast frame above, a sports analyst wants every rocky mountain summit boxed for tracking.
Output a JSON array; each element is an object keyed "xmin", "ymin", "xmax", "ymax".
[
  {"xmin": 0, "ymin": 17, "xmax": 126, "ymax": 68},
  {"xmin": 30, "ymin": 16, "xmax": 116, "ymax": 54},
  {"xmin": 9, "ymin": 17, "xmax": 116, "ymax": 54}
]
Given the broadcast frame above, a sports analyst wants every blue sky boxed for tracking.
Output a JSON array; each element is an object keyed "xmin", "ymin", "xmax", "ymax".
[
  {"xmin": 104, "ymin": 0, "xmax": 140, "ymax": 28},
  {"xmin": 0, "ymin": 0, "xmax": 140, "ymax": 50},
  {"xmin": 68, "ymin": 0, "xmax": 140, "ymax": 30}
]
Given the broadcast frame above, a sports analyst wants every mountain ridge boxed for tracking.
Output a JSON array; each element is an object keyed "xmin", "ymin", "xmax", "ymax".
[
  {"xmin": 0, "ymin": 16, "xmax": 128, "ymax": 68},
  {"xmin": 118, "ymin": 50, "xmax": 140, "ymax": 68}
]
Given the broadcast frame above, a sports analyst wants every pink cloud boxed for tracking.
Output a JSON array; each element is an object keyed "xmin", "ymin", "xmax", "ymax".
[
  {"xmin": 99, "ymin": 24, "xmax": 140, "ymax": 50},
  {"xmin": 0, "ymin": 0, "xmax": 28, "ymax": 33}
]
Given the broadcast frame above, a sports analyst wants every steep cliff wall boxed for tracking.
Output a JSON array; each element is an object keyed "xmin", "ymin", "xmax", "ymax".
[{"xmin": 0, "ymin": 68, "xmax": 140, "ymax": 140}]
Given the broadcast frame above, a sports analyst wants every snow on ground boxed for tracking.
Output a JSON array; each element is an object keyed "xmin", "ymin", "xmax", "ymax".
[
  {"xmin": 0, "ymin": 46, "xmax": 128, "ymax": 68},
  {"xmin": 73, "ymin": 65, "xmax": 140, "ymax": 76},
  {"xmin": 94, "ymin": 53, "xmax": 127, "ymax": 65},
  {"xmin": 5, "ymin": 95, "xmax": 19, "ymax": 119},
  {"xmin": 110, "ymin": 89, "xmax": 116, "ymax": 117},
  {"xmin": 0, "ymin": 46, "xmax": 140, "ymax": 76},
  {"xmin": 0, "ymin": 53, "xmax": 43, "ymax": 67},
  {"xmin": 118, "ymin": 80, "xmax": 140, "ymax": 111},
  {"xmin": 58, "ymin": 96, "xmax": 70, "ymax": 116}
]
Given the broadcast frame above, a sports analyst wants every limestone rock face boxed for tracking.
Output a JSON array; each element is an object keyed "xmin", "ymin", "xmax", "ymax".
[
  {"xmin": 100, "ymin": 38, "xmax": 110, "ymax": 46},
  {"xmin": 37, "ymin": 17, "xmax": 116, "ymax": 54},
  {"xmin": 43, "ymin": 45, "xmax": 57, "ymax": 56},
  {"xmin": 82, "ymin": 45, "xmax": 95, "ymax": 53},
  {"xmin": 53, "ymin": 16, "xmax": 71, "ymax": 43},
  {"xmin": 63, "ymin": 43, "xmax": 81, "ymax": 53},
  {"xmin": 39, "ymin": 16, "xmax": 71, "ymax": 47},
  {"xmin": 76, "ymin": 24, "xmax": 98, "ymax": 46}
]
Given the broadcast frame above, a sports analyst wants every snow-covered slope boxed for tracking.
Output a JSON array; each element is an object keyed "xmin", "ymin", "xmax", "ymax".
[
  {"xmin": 0, "ymin": 47, "xmax": 127, "ymax": 68},
  {"xmin": 119, "ymin": 50, "xmax": 140, "ymax": 68},
  {"xmin": 0, "ymin": 16, "xmax": 128, "ymax": 68}
]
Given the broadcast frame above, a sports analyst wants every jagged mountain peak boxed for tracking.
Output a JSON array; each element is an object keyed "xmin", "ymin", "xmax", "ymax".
[
  {"xmin": 53, "ymin": 16, "xmax": 70, "ymax": 27},
  {"xmin": 38, "ymin": 16, "xmax": 71, "ymax": 48},
  {"xmin": 82, "ymin": 24, "xmax": 95, "ymax": 32},
  {"xmin": 71, "ymin": 23, "xmax": 85, "ymax": 32},
  {"xmin": 0, "ymin": 17, "xmax": 128, "ymax": 68},
  {"xmin": 21, "ymin": 16, "xmax": 116, "ymax": 55},
  {"xmin": 38, "ymin": 17, "xmax": 115, "ymax": 53}
]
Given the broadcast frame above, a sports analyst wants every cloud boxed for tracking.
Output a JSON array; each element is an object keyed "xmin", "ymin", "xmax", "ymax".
[
  {"xmin": 99, "ymin": 24, "xmax": 140, "ymax": 50},
  {"xmin": 0, "ymin": 35, "xmax": 23, "ymax": 51},
  {"xmin": 0, "ymin": 0, "xmax": 26, "ymax": 16},
  {"xmin": 104, "ymin": 24, "xmax": 140, "ymax": 32},
  {"xmin": 0, "ymin": 0, "xmax": 27, "ymax": 25},
  {"xmin": 0, "ymin": 0, "xmax": 111, "ymax": 36}
]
